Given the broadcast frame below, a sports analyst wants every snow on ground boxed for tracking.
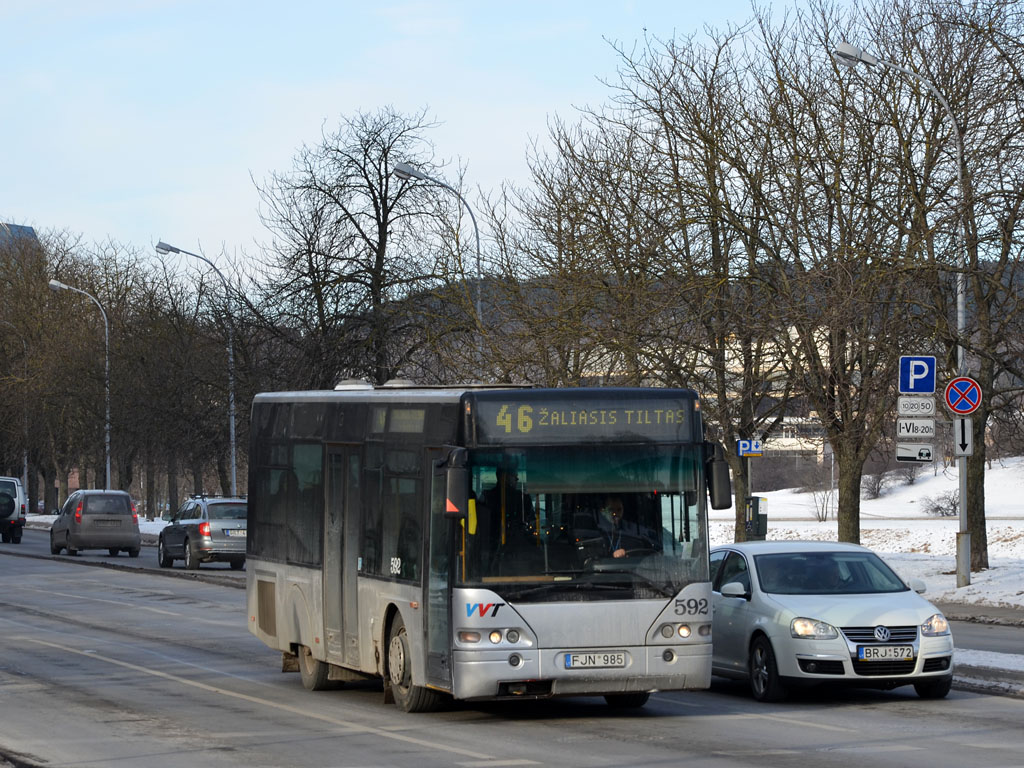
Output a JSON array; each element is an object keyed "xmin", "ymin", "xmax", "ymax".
[{"xmin": 711, "ymin": 455, "xmax": 1024, "ymax": 610}]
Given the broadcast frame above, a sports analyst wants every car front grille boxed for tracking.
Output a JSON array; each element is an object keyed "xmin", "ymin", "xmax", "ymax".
[
  {"xmin": 852, "ymin": 659, "xmax": 917, "ymax": 676},
  {"xmin": 840, "ymin": 625, "xmax": 918, "ymax": 643}
]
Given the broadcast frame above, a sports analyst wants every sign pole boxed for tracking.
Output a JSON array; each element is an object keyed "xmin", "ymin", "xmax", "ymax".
[{"xmin": 944, "ymin": 376, "xmax": 981, "ymax": 589}]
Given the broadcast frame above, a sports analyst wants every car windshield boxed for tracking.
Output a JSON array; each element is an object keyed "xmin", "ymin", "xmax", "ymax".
[
  {"xmin": 83, "ymin": 495, "xmax": 132, "ymax": 515},
  {"xmin": 458, "ymin": 444, "xmax": 708, "ymax": 602},
  {"xmin": 754, "ymin": 551, "xmax": 908, "ymax": 595},
  {"xmin": 208, "ymin": 503, "xmax": 247, "ymax": 520}
]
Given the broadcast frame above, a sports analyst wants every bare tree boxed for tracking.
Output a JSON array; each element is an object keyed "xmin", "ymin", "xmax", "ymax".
[{"xmin": 253, "ymin": 107, "xmax": 449, "ymax": 387}]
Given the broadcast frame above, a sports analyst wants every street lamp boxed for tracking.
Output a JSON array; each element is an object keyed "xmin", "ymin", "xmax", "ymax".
[
  {"xmin": 49, "ymin": 279, "xmax": 111, "ymax": 490},
  {"xmin": 0, "ymin": 320, "xmax": 29, "ymax": 500},
  {"xmin": 834, "ymin": 41, "xmax": 971, "ymax": 587},
  {"xmin": 155, "ymin": 241, "xmax": 238, "ymax": 497},
  {"xmin": 392, "ymin": 162, "xmax": 483, "ymax": 361}
]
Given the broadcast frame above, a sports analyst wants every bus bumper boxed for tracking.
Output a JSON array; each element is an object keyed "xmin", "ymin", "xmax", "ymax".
[{"xmin": 451, "ymin": 642, "xmax": 711, "ymax": 701}]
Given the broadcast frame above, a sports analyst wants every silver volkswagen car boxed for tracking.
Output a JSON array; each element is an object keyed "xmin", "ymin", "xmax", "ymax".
[
  {"xmin": 710, "ymin": 541, "xmax": 954, "ymax": 701},
  {"xmin": 158, "ymin": 495, "xmax": 247, "ymax": 570}
]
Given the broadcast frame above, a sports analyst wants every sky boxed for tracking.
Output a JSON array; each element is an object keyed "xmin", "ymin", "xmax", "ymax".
[{"xmin": 1, "ymin": 0, "xmax": 756, "ymax": 262}]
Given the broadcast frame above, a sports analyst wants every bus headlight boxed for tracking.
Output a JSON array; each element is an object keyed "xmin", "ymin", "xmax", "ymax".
[
  {"xmin": 489, "ymin": 630, "xmax": 503, "ymax": 644},
  {"xmin": 458, "ymin": 631, "xmax": 481, "ymax": 643}
]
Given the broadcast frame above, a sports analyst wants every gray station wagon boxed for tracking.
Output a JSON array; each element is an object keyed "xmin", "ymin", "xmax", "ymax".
[
  {"xmin": 49, "ymin": 490, "xmax": 142, "ymax": 557},
  {"xmin": 158, "ymin": 495, "xmax": 247, "ymax": 570}
]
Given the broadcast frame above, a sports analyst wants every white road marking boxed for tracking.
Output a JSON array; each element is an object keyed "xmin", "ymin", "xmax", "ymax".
[{"xmin": 18, "ymin": 636, "xmax": 495, "ymax": 762}]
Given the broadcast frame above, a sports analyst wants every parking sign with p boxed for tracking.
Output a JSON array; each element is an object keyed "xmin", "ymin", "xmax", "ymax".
[{"xmin": 899, "ymin": 356, "xmax": 936, "ymax": 394}]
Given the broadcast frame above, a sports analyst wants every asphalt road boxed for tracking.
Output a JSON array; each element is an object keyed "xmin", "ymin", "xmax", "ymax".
[{"xmin": 4, "ymin": 551, "xmax": 1024, "ymax": 768}]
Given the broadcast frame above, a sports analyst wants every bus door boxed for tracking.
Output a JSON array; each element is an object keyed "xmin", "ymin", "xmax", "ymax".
[
  {"xmin": 325, "ymin": 445, "xmax": 361, "ymax": 668},
  {"xmin": 424, "ymin": 449, "xmax": 453, "ymax": 690}
]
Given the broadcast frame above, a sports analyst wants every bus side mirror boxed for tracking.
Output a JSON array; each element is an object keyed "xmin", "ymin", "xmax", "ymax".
[
  {"xmin": 706, "ymin": 442, "xmax": 733, "ymax": 510},
  {"xmin": 444, "ymin": 448, "xmax": 469, "ymax": 520}
]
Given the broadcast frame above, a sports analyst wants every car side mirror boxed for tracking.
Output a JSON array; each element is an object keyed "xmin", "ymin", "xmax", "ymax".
[
  {"xmin": 908, "ymin": 578, "xmax": 927, "ymax": 594},
  {"xmin": 720, "ymin": 581, "xmax": 749, "ymax": 600}
]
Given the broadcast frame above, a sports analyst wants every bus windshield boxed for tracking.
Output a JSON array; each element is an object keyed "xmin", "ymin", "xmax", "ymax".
[{"xmin": 460, "ymin": 445, "xmax": 707, "ymax": 602}]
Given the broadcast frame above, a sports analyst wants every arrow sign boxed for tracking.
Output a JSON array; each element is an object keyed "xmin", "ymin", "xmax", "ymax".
[{"xmin": 953, "ymin": 417, "xmax": 973, "ymax": 457}]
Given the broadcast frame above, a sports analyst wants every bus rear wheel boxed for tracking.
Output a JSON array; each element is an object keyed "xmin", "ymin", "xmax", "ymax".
[{"xmin": 387, "ymin": 614, "xmax": 442, "ymax": 713}]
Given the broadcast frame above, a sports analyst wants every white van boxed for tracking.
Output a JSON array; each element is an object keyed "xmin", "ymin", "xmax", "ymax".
[{"xmin": 0, "ymin": 476, "xmax": 26, "ymax": 544}]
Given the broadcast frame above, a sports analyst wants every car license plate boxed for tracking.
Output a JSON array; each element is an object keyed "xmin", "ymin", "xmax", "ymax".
[
  {"xmin": 225, "ymin": 529, "xmax": 246, "ymax": 538},
  {"xmin": 564, "ymin": 651, "xmax": 626, "ymax": 669},
  {"xmin": 858, "ymin": 645, "xmax": 914, "ymax": 661}
]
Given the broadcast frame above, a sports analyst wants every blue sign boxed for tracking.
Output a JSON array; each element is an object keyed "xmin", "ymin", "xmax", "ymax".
[
  {"xmin": 738, "ymin": 439, "xmax": 763, "ymax": 457},
  {"xmin": 899, "ymin": 356, "xmax": 936, "ymax": 394}
]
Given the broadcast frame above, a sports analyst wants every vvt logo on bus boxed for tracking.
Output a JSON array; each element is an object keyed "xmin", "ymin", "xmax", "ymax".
[{"xmin": 466, "ymin": 602, "xmax": 505, "ymax": 618}]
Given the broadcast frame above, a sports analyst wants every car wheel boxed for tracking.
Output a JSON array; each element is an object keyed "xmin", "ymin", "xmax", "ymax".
[
  {"xmin": 11, "ymin": 532, "xmax": 20, "ymax": 544},
  {"xmin": 50, "ymin": 531, "xmax": 62, "ymax": 555},
  {"xmin": 230, "ymin": 558, "xmax": 245, "ymax": 570},
  {"xmin": 183, "ymin": 538, "xmax": 200, "ymax": 570},
  {"xmin": 1, "ymin": 531, "xmax": 9, "ymax": 543},
  {"xmin": 157, "ymin": 537, "xmax": 173, "ymax": 568},
  {"xmin": 388, "ymin": 614, "xmax": 443, "ymax": 712},
  {"xmin": 604, "ymin": 692, "xmax": 650, "ymax": 709},
  {"xmin": 914, "ymin": 675, "xmax": 952, "ymax": 699},
  {"xmin": 298, "ymin": 645, "xmax": 334, "ymax": 691},
  {"xmin": 108, "ymin": 548, "xmax": 120, "ymax": 557},
  {"xmin": 749, "ymin": 635, "xmax": 788, "ymax": 702},
  {"xmin": 127, "ymin": 547, "xmax": 140, "ymax": 558}
]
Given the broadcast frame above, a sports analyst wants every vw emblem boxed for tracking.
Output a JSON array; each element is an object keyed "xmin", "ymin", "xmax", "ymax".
[{"xmin": 873, "ymin": 625, "xmax": 891, "ymax": 642}]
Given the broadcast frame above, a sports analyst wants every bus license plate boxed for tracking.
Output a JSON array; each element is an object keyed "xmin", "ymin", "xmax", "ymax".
[
  {"xmin": 858, "ymin": 645, "xmax": 914, "ymax": 661},
  {"xmin": 565, "ymin": 651, "xmax": 626, "ymax": 669}
]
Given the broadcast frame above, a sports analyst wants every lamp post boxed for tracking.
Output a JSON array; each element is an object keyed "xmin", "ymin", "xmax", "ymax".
[
  {"xmin": 834, "ymin": 41, "xmax": 971, "ymax": 587},
  {"xmin": 155, "ymin": 241, "xmax": 237, "ymax": 497},
  {"xmin": 0, "ymin": 320, "xmax": 29, "ymax": 499},
  {"xmin": 49, "ymin": 279, "xmax": 111, "ymax": 490},
  {"xmin": 392, "ymin": 162, "xmax": 483, "ymax": 362}
]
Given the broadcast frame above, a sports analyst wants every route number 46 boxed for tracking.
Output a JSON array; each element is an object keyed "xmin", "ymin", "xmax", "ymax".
[{"xmin": 496, "ymin": 404, "xmax": 534, "ymax": 434}]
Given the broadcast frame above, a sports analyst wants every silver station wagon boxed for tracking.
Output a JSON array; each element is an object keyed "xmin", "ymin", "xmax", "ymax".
[
  {"xmin": 158, "ymin": 495, "xmax": 247, "ymax": 570},
  {"xmin": 49, "ymin": 490, "xmax": 142, "ymax": 557}
]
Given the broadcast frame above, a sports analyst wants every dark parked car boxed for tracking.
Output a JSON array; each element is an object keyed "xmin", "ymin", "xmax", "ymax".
[
  {"xmin": 0, "ymin": 476, "xmax": 26, "ymax": 544},
  {"xmin": 158, "ymin": 495, "xmax": 247, "ymax": 570},
  {"xmin": 49, "ymin": 490, "xmax": 141, "ymax": 557}
]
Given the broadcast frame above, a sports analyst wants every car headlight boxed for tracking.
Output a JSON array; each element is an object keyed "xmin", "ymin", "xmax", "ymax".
[
  {"xmin": 790, "ymin": 617, "xmax": 838, "ymax": 639},
  {"xmin": 921, "ymin": 613, "xmax": 950, "ymax": 637}
]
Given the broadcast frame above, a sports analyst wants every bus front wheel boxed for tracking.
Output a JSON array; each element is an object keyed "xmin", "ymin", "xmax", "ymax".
[
  {"xmin": 387, "ymin": 614, "xmax": 442, "ymax": 713},
  {"xmin": 604, "ymin": 692, "xmax": 650, "ymax": 709},
  {"xmin": 298, "ymin": 645, "xmax": 332, "ymax": 691}
]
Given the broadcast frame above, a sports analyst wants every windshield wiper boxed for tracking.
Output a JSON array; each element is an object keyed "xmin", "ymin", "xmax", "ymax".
[
  {"xmin": 586, "ymin": 566, "xmax": 675, "ymax": 598},
  {"xmin": 512, "ymin": 581, "xmax": 631, "ymax": 600}
]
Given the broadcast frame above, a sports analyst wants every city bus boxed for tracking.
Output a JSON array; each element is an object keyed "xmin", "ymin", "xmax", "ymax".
[{"xmin": 246, "ymin": 382, "xmax": 732, "ymax": 711}]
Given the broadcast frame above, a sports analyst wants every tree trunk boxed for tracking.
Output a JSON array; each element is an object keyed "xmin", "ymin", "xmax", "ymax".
[
  {"xmin": 729, "ymin": 454, "xmax": 751, "ymax": 543},
  {"xmin": 167, "ymin": 451, "xmax": 179, "ymax": 515},
  {"xmin": 967, "ymin": 416, "xmax": 989, "ymax": 570},
  {"xmin": 836, "ymin": 452, "xmax": 864, "ymax": 544},
  {"xmin": 145, "ymin": 451, "xmax": 157, "ymax": 521}
]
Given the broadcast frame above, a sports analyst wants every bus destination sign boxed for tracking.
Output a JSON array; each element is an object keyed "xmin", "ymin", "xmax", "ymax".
[{"xmin": 470, "ymin": 397, "xmax": 696, "ymax": 445}]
